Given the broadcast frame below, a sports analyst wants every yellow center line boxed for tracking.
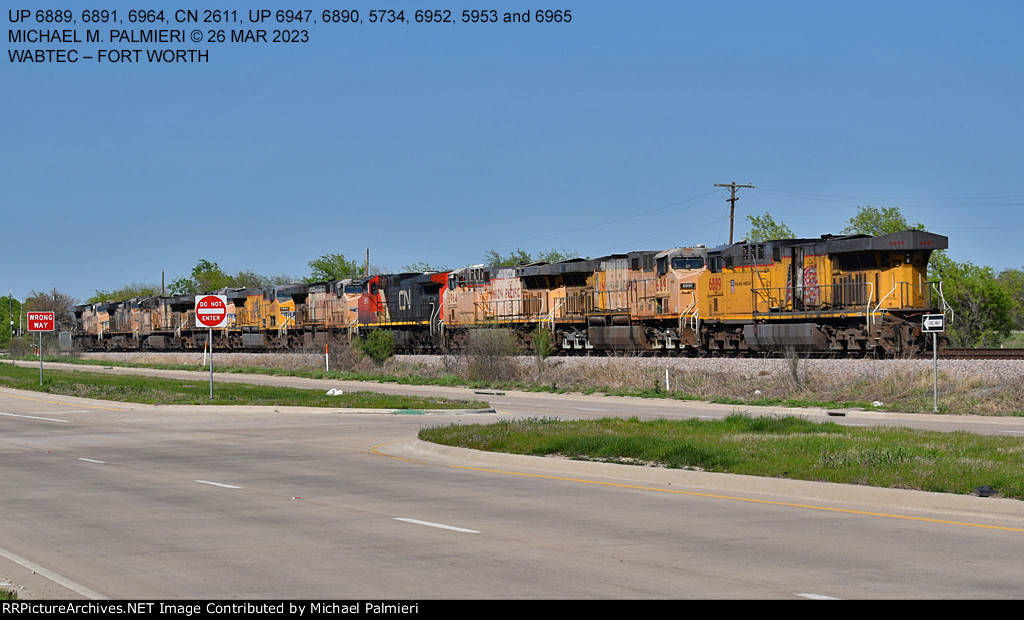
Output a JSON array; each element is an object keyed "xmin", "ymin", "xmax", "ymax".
[
  {"xmin": 370, "ymin": 442, "xmax": 1024, "ymax": 534},
  {"xmin": 0, "ymin": 391, "xmax": 129, "ymax": 412}
]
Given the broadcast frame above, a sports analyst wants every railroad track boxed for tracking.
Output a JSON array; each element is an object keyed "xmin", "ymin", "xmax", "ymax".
[
  {"xmin": 934, "ymin": 348, "xmax": 1024, "ymax": 360},
  {"xmin": 75, "ymin": 348, "xmax": 1024, "ymax": 361}
]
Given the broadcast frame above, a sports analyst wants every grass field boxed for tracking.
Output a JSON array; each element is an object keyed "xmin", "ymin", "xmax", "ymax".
[
  {"xmin": 0, "ymin": 363, "xmax": 487, "ymax": 410},
  {"xmin": 420, "ymin": 415, "xmax": 1024, "ymax": 500}
]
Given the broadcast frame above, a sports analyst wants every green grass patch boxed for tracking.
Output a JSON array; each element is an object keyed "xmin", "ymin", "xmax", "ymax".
[
  {"xmin": 420, "ymin": 414, "xmax": 1024, "ymax": 499},
  {"xmin": 0, "ymin": 363, "xmax": 487, "ymax": 410}
]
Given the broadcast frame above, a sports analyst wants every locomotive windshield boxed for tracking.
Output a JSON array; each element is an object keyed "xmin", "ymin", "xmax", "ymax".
[{"xmin": 671, "ymin": 257, "xmax": 705, "ymax": 270}]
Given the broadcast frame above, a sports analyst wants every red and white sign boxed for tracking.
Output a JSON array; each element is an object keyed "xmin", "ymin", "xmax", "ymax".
[
  {"xmin": 195, "ymin": 295, "xmax": 228, "ymax": 328},
  {"xmin": 27, "ymin": 311, "xmax": 55, "ymax": 332}
]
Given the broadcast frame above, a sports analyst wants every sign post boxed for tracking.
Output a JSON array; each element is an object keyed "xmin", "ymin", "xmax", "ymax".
[
  {"xmin": 27, "ymin": 311, "xmax": 55, "ymax": 385},
  {"xmin": 923, "ymin": 314, "xmax": 946, "ymax": 412},
  {"xmin": 195, "ymin": 295, "xmax": 228, "ymax": 399}
]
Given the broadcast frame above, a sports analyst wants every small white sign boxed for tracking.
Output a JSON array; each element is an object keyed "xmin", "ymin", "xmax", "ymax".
[{"xmin": 922, "ymin": 313, "xmax": 945, "ymax": 333}]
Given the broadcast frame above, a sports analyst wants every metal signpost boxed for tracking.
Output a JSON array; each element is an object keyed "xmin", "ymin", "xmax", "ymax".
[
  {"xmin": 27, "ymin": 311, "xmax": 55, "ymax": 385},
  {"xmin": 922, "ymin": 313, "xmax": 946, "ymax": 412},
  {"xmin": 195, "ymin": 295, "xmax": 228, "ymax": 399}
]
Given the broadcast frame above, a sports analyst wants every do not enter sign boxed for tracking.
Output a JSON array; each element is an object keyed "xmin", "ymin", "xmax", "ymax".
[{"xmin": 195, "ymin": 295, "xmax": 228, "ymax": 328}]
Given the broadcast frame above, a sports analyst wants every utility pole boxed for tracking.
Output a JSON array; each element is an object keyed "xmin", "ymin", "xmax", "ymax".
[{"xmin": 714, "ymin": 182, "xmax": 755, "ymax": 244}]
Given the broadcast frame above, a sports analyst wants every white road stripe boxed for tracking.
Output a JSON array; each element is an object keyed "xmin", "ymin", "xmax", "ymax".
[
  {"xmin": 0, "ymin": 545, "xmax": 108, "ymax": 599},
  {"xmin": 578, "ymin": 407, "xmax": 607, "ymax": 412},
  {"xmin": 77, "ymin": 458, "xmax": 106, "ymax": 464},
  {"xmin": 796, "ymin": 593, "xmax": 841, "ymax": 600},
  {"xmin": 0, "ymin": 411, "xmax": 70, "ymax": 423},
  {"xmin": 194, "ymin": 480, "xmax": 242, "ymax": 489},
  {"xmin": 393, "ymin": 518, "xmax": 480, "ymax": 533}
]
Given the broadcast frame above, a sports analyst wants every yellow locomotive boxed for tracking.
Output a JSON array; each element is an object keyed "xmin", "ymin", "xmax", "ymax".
[
  {"xmin": 440, "ymin": 229, "xmax": 946, "ymax": 356},
  {"xmin": 73, "ymin": 230, "xmax": 947, "ymax": 357}
]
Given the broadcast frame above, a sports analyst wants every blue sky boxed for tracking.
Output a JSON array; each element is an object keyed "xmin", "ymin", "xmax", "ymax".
[{"xmin": 4, "ymin": 1, "xmax": 1023, "ymax": 303}]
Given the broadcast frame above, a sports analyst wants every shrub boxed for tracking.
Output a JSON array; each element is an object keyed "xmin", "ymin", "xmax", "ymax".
[
  {"xmin": 464, "ymin": 328, "xmax": 521, "ymax": 383},
  {"xmin": 532, "ymin": 328, "xmax": 552, "ymax": 375},
  {"xmin": 358, "ymin": 329, "xmax": 395, "ymax": 366}
]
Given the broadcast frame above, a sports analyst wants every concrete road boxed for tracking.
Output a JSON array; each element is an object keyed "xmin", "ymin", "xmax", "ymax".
[
  {"xmin": 16, "ymin": 359, "xmax": 1024, "ymax": 435},
  {"xmin": 2, "ymin": 382, "xmax": 1024, "ymax": 600}
]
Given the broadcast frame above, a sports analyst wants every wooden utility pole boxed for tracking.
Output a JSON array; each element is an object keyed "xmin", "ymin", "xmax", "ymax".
[{"xmin": 714, "ymin": 182, "xmax": 755, "ymax": 243}]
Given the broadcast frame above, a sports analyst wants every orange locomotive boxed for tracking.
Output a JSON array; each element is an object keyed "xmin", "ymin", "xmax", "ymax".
[{"xmin": 73, "ymin": 229, "xmax": 948, "ymax": 357}]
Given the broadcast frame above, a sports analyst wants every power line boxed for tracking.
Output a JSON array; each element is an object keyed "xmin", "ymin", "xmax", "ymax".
[
  {"xmin": 587, "ymin": 216, "xmax": 728, "ymax": 256},
  {"xmin": 754, "ymin": 187, "xmax": 1024, "ymax": 207},
  {"xmin": 372, "ymin": 190, "xmax": 722, "ymax": 252}
]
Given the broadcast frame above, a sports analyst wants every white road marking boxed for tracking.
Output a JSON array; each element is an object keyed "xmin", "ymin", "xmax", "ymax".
[
  {"xmin": 393, "ymin": 518, "xmax": 480, "ymax": 533},
  {"xmin": 0, "ymin": 544, "xmax": 108, "ymax": 599},
  {"xmin": 796, "ymin": 593, "xmax": 841, "ymax": 600},
  {"xmin": 194, "ymin": 480, "xmax": 242, "ymax": 489},
  {"xmin": 578, "ymin": 407, "xmax": 607, "ymax": 412},
  {"xmin": 0, "ymin": 411, "xmax": 70, "ymax": 423},
  {"xmin": 77, "ymin": 458, "xmax": 106, "ymax": 464}
]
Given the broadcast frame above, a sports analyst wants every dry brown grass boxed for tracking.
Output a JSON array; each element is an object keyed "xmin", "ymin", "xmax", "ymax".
[{"xmin": 77, "ymin": 351, "xmax": 1024, "ymax": 415}]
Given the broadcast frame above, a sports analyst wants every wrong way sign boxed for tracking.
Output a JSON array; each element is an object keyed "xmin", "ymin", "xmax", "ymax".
[
  {"xmin": 195, "ymin": 295, "xmax": 228, "ymax": 328},
  {"xmin": 27, "ymin": 311, "xmax": 55, "ymax": 332}
]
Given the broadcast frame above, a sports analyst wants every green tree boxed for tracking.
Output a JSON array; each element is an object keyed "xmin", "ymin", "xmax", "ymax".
[
  {"xmin": 485, "ymin": 248, "xmax": 534, "ymax": 267},
  {"xmin": 169, "ymin": 259, "xmax": 236, "ymax": 294},
  {"xmin": 307, "ymin": 253, "xmax": 362, "ymax": 282},
  {"xmin": 930, "ymin": 253, "xmax": 1013, "ymax": 347},
  {"xmin": 484, "ymin": 248, "xmax": 579, "ymax": 267},
  {"xmin": 403, "ymin": 261, "xmax": 449, "ymax": 273},
  {"xmin": 89, "ymin": 282, "xmax": 162, "ymax": 303},
  {"xmin": 0, "ymin": 295, "xmax": 24, "ymax": 347},
  {"xmin": 841, "ymin": 206, "xmax": 925, "ymax": 236},
  {"xmin": 234, "ymin": 269, "xmax": 297, "ymax": 289},
  {"xmin": 24, "ymin": 288, "xmax": 78, "ymax": 332},
  {"xmin": 745, "ymin": 213, "xmax": 794, "ymax": 242},
  {"xmin": 535, "ymin": 248, "xmax": 581, "ymax": 263},
  {"xmin": 997, "ymin": 267, "xmax": 1024, "ymax": 331}
]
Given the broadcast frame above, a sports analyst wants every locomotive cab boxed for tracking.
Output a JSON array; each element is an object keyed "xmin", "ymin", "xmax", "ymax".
[
  {"xmin": 653, "ymin": 247, "xmax": 707, "ymax": 318},
  {"xmin": 358, "ymin": 272, "xmax": 448, "ymax": 351}
]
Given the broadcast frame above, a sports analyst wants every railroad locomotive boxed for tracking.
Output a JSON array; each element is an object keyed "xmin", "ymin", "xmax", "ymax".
[{"xmin": 72, "ymin": 229, "xmax": 949, "ymax": 357}]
